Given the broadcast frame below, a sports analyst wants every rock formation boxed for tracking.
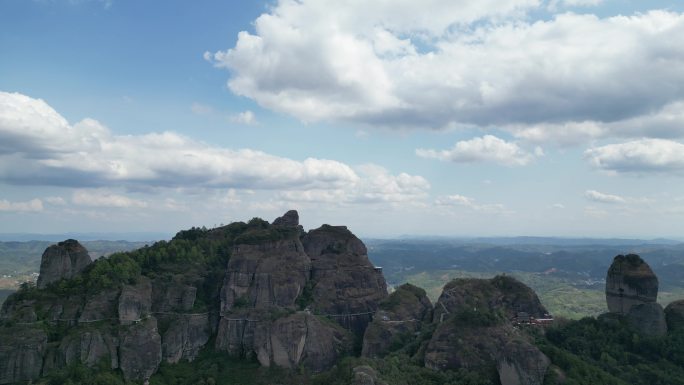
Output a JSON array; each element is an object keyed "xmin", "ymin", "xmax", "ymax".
[
  {"xmin": 665, "ymin": 300, "xmax": 684, "ymax": 331},
  {"xmin": 37, "ymin": 239, "xmax": 92, "ymax": 288},
  {"xmin": 497, "ymin": 340, "xmax": 551, "ymax": 385},
  {"xmin": 605, "ymin": 254, "xmax": 658, "ymax": 314},
  {"xmin": 215, "ymin": 212, "xmax": 385, "ymax": 372},
  {"xmin": 424, "ymin": 276, "xmax": 550, "ymax": 384},
  {"xmin": 303, "ymin": 224, "xmax": 388, "ymax": 335},
  {"xmin": 626, "ymin": 302, "xmax": 667, "ymax": 337},
  {"xmin": 0, "ymin": 326, "xmax": 46, "ymax": 384},
  {"xmin": 362, "ymin": 283, "xmax": 432, "ymax": 358}
]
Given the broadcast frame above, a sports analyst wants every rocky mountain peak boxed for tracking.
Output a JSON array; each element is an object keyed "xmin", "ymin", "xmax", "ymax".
[
  {"xmin": 605, "ymin": 254, "xmax": 658, "ymax": 315},
  {"xmin": 272, "ymin": 210, "xmax": 299, "ymax": 227},
  {"xmin": 36, "ymin": 239, "xmax": 92, "ymax": 289}
]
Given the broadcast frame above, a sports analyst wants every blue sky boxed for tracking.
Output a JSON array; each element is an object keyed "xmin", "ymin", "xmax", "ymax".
[{"xmin": 1, "ymin": 0, "xmax": 684, "ymax": 238}]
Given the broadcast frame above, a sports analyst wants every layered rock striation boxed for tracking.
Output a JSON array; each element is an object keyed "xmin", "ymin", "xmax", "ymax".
[{"xmin": 215, "ymin": 212, "xmax": 387, "ymax": 372}]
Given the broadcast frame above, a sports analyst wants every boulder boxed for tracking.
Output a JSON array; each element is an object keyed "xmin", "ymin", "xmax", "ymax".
[
  {"xmin": 37, "ymin": 239, "xmax": 92, "ymax": 289},
  {"xmin": 362, "ymin": 283, "xmax": 432, "ymax": 357},
  {"xmin": 605, "ymin": 254, "xmax": 658, "ymax": 314},
  {"xmin": 0, "ymin": 326, "xmax": 47, "ymax": 384},
  {"xmin": 665, "ymin": 300, "xmax": 684, "ymax": 331},
  {"xmin": 303, "ymin": 225, "xmax": 388, "ymax": 335},
  {"xmin": 119, "ymin": 317, "xmax": 162, "ymax": 382},
  {"xmin": 627, "ymin": 302, "xmax": 667, "ymax": 337}
]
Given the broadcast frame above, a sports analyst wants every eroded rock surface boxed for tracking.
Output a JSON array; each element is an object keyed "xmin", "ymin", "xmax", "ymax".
[
  {"xmin": 119, "ymin": 317, "xmax": 162, "ymax": 381},
  {"xmin": 162, "ymin": 314, "xmax": 211, "ymax": 364},
  {"xmin": 303, "ymin": 224, "xmax": 388, "ymax": 335},
  {"xmin": 118, "ymin": 277, "xmax": 152, "ymax": 324},
  {"xmin": 0, "ymin": 326, "xmax": 47, "ymax": 384},
  {"xmin": 362, "ymin": 283, "xmax": 432, "ymax": 358},
  {"xmin": 37, "ymin": 239, "xmax": 92, "ymax": 288},
  {"xmin": 606, "ymin": 254, "xmax": 658, "ymax": 314}
]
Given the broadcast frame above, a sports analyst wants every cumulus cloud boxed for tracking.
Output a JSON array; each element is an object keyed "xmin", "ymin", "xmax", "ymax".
[
  {"xmin": 416, "ymin": 135, "xmax": 538, "ymax": 166},
  {"xmin": 72, "ymin": 190, "xmax": 148, "ymax": 208},
  {"xmin": 0, "ymin": 198, "xmax": 43, "ymax": 212},
  {"xmin": 230, "ymin": 110, "xmax": 257, "ymax": 125},
  {"xmin": 585, "ymin": 139, "xmax": 684, "ymax": 174},
  {"xmin": 0, "ymin": 91, "xmax": 361, "ymax": 190},
  {"xmin": 279, "ymin": 164, "xmax": 430, "ymax": 205},
  {"xmin": 584, "ymin": 190, "xmax": 626, "ymax": 204},
  {"xmin": 0, "ymin": 91, "xmax": 430, "ymax": 206},
  {"xmin": 435, "ymin": 194, "xmax": 509, "ymax": 214},
  {"xmin": 207, "ymin": 3, "xmax": 684, "ymax": 139}
]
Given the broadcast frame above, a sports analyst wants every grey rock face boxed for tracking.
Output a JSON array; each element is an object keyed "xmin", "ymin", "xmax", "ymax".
[
  {"xmin": 627, "ymin": 302, "xmax": 667, "ymax": 337},
  {"xmin": 80, "ymin": 290, "xmax": 119, "ymax": 323},
  {"xmin": 606, "ymin": 254, "xmax": 658, "ymax": 314},
  {"xmin": 0, "ymin": 326, "xmax": 47, "ymax": 384},
  {"xmin": 152, "ymin": 278, "xmax": 197, "ymax": 312},
  {"xmin": 216, "ymin": 311, "xmax": 351, "ymax": 372},
  {"xmin": 272, "ymin": 210, "xmax": 299, "ymax": 227},
  {"xmin": 362, "ymin": 283, "xmax": 432, "ymax": 358},
  {"xmin": 118, "ymin": 277, "xmax": 152, "ymax": 324},
  {"xmin": 497, "ymin": 340, "xmax": 550, "ymax": 385},
  {"xmin": 162, "ymin": 314, "xmax": 211, "ymax": 363},
  {"xmin": 220, "ymin": 238, "xmax": 311, "ymax": 312},
  {"xmin": 665, "ymin": 300, "xmax": 684, "ymax": 331},
  {"xmin": 303, "ymin": 225, "xmax": 388, "ymax": 335},
  {"xmin": 119, "ymin": 317, "xmax": 162, "ymax": 381},
  {"xmin": 37, "ymin": 239, "xmax": 92, "ymax": 289},
  {"xmin": 57, "ymin": 328, "xmax": 119, "ymax": 369}
]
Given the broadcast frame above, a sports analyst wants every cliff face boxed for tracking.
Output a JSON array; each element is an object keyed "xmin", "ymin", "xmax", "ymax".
[
  {"xmin": 605, "ymin": 254, "xmax": 658, "ymax": 315},
  {"xmin": 37, "ymin": 239, "xmax": 92, "ymax": 289},
  {"xmin": 362, "ymin": 283, "xmax": 432, "ymax": 358},
  {"xmin": 303, "ymin": 225, "xmax": 388, "ymax": 335},
  {"xmin": 215, "ymin": 213, "xmax": 384, "ymax": 372}
]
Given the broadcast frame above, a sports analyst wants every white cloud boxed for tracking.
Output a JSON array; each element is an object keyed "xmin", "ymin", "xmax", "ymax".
[
  {"xmin": 585, "ymin": 139, "xmax": 684, "ymax": 174},
  {"xmin": 45, "ymin": 196, "xmax": 67, "ymax": 205},
  {"xmin": 230, "ymin": 110, "xmax": 257, "ymax": 125},
  {"xmin": 278, "ymin": 164, "xmax": 430, "ymax": 205},
  {"xmin": 435, "ymin": 194, "xmax": 509, "ymax": 214},
  {"xmin": 0, "ymin": 91, "xmax": 363, "ymax": 190},
  {"xmin": 550, "ymin": 203, "xmax": 565, "ymax": 209},
  {"xmin": 584, "ymin": 190, "xmax": 626, "ymax": 204},
  {"xmin": 72, "ymin": 190, "xmax": 148, "ymax": 208},
  {"xmin": 207, "ymin": 4, "xmax": 684, "ymax": 139},
  {"xmin": 0, "ymin": 198, "xmax": 43, "ymax": 212},
  {"xmin": 416, "ymin": 135, "xmax": 537, "ymax": 166},
  {"xmin": 548, "ymin": 0, "xmax": 603, "ymax": 11}
]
